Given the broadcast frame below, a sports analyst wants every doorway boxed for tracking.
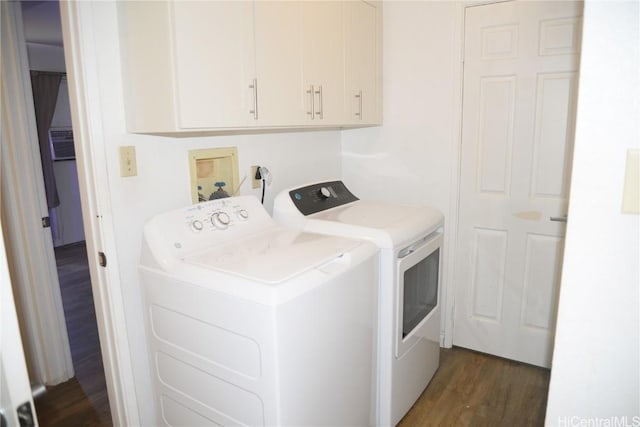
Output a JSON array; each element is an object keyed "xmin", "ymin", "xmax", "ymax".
[{"xmin": 17, "ymin": 1, "xmax": 111, "ymax": 424}]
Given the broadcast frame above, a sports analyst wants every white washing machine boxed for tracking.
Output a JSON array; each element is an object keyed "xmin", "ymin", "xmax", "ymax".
[
  {"xmin": 139, "ymin": 195, "xmax": 378, "ymax": 426},
  {"xmin": 274, "ymin": 181, "xmax": 444, "ymax": 427}
]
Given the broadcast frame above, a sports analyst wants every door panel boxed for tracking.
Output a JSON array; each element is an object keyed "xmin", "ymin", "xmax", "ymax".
[
  {"xmin": 531, "ymin": 72, "xmax": 578, "ymax": 198},
  {"xmin": 453, "ymin": 1, "xmax": 582, "ymax": 368}
]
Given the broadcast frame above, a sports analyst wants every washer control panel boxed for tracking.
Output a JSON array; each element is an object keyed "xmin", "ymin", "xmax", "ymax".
[
  {"xmin": 288, "ymin": 180, "xmax": 359, "ymax": 215},
  {"xmin": 143, "ymin": 196, "xmax": 277, "ymax": 267},
  {"xmin": 183, "ymin": 199, "xmax": 251, "ymax": 234}
]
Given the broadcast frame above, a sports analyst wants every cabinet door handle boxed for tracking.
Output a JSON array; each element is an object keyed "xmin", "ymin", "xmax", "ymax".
[
  {"xmin": 249, "ymin": 79, "xmax": 258, "ymax": 120},
  {"xmin": 315, "ymin": 85, "xmax": 323, "ymax": 120},
  {"xmin": 550, "ymin": 215, "xmax": 568, "ymax": 222},
  {"xmin": 355, "ymin": 90, "xmax": 362, "ymax": 119},
  {"xmin": 306, "ymin": 85, "xmax": 315, "ymax": 120}
]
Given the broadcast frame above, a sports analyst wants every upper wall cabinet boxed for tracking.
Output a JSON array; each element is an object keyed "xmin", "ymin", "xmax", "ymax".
[{"xmin": 119, "ymin": 1, "xmax": 381, "ymax": 134}]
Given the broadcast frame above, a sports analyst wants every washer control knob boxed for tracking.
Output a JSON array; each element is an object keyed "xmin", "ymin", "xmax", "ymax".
[
  {"xmin": 190, "ymin": 219, "xmax": 204, "ymax": 232},
  {"xmin": 236, "ymin": 209, "xmax": 249, "ymax": 220},
  {"xmin": 319, "ymin": 187, "xmax": 331, "ymax": 199},
  {"xmin": 211, "ymin": 211, "xmax": 231, "ymax": 229}
]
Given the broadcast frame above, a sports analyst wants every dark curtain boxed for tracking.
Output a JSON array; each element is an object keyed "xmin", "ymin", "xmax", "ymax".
[{"xmin": 30, "ymin": 71, "xmax": 63, "ymax": 209}]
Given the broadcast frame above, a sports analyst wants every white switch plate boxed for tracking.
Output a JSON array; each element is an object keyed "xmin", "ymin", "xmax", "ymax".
[
  {"xmin": 119, "ymin": 146, "xmax": 137, "ymax": 177},
  {"xmin": 622, "ymin": 149, "xmax": 640, "ymax": 214}
]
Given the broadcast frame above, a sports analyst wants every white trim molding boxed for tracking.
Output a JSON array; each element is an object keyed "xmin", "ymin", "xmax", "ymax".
[{"xmin": 59, "ymin": 2, "xmax": 141, "ymax": 424}]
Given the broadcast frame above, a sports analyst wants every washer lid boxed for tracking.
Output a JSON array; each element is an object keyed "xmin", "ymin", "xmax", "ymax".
[{"xmin": 184, "ymin": 227, "xmax": 363, "ymax": 284}]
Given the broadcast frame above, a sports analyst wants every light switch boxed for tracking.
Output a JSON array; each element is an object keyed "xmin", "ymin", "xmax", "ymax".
[
  {"xmin": 119, "ymin": 146, "xmax": 137, "ymax": 177},
  {"xmin": 622, "ymin": 149, "xmax": 640, "ymax": 214}
]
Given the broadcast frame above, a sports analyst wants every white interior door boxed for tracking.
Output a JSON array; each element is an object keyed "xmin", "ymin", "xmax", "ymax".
[
  {"xmin": 453, "ymin": 1, "xmax": 582, "ymax": 368},
  {"xmin": 1, "ymin": 221, "xmax": 39, "ymax": 427},
  {"xmin": 0, "ymin": 6, "xmax": 37, "ymax": 408},
  {"xmin": 1, "ymin": 0, "xmax": 74, "ymax": 385}
]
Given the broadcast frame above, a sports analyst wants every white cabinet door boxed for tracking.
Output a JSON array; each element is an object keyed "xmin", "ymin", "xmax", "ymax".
[
  {"xmin": 120, "ymin": 1, "xmax": 255, "ymax": 132},
  {"xmin": 453, "ymin": 1, "xmax": 582, "ymax": 368},
  {"xmin": 301, "ymin": 1, "xmax": 345, "ymax": 125},
  {"xmin": 172, "ymin": 1, "xmax": 255, "ymax": 129},
  {"xmin": 344, "ymin": 1, "xmax": 381, "ymax": 125},
  {"xmin": 254, "ymin": 1, "xmax": 346, "ymax": 127},
  {"xmin": 253, "ymin": 1, "xmax": 304, "ymax": 126}
]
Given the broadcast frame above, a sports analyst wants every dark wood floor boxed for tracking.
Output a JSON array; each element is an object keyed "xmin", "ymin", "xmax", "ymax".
[
  {"xmin": 34, "ymin": 241, "xmax": 112, "ymax": 427},
  {"xmin": 399, "ymin": 347, "xmax": 550, "ymax": 426},
  {"xmin": 33, "ymin": 242, "xmax": 550, "ymax": 426}
]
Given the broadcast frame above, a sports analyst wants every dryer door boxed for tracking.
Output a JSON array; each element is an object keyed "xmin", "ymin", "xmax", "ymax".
[{"xmin": 396, "ymin": 231, "xmax": 443, "ymax": 358}]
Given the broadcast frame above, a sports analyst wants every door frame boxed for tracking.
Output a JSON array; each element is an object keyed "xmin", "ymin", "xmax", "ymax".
[
  {"xmin": 58, "ymin": 2, "xmax": 140, "ymax": 424},
  {"xmin": 1, "ymin": 0, "xmax": 73, "ymax": 386}
]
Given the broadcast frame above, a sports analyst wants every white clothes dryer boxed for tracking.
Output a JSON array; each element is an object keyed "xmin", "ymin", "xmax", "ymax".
[
  {"xmin": 274, "ymin": 181, "xmax": 444, "ymax": 427},
  {"xmin": 139, "ymin": 195, "xmax": 378, "ymax": 426}
]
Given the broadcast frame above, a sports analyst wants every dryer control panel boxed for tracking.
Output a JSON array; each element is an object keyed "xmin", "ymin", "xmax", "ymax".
[{"xmin": 288, "ymin": 180, "xmax": 359, "ymax": 215}]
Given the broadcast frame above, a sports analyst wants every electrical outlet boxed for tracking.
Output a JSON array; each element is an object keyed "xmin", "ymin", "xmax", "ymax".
[
  {"xmin": 251, "ymin": 165, "xmax": 261, "ymax": 189},
  {"xmin": 119, "ymin": 146, "xmax": 137, "ymax": 177}
]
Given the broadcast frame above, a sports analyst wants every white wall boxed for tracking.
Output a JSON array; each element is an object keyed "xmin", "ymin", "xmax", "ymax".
[
  {"xmin": 341, "ymin": 1, "xmax": 461, "ymax": 342},
  {"xmin": 545, "ymin": 1, "xmax": 640, "ymax": 424},
  {"xmin": 342, "ymin": 1, "xmax": 459, "ymax": 208},
  {"xmin": 71, "ymin": 2, "xmax": 342, "ymax": 424},
  {"xmin": 50, "ymin": 78, "xmax": 85, "ymax": 246}
]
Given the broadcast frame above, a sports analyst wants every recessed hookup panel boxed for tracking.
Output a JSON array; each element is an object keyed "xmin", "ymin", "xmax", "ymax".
[{"xmin": 189, "ymin": 147, "xmax": 239, "ymax": 203}]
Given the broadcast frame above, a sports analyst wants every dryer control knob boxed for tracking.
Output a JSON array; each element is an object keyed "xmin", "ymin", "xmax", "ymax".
[
  {"xmin": 211, "ymin": 212, "xmax": 231, "ymax": 229},
  {"xmin": 319, "ymin": 187, "xmax": 331, "ymax": 199},
  {"xmin": 236, "ymin": 209, "xmax": 249, "ymax": 220}
]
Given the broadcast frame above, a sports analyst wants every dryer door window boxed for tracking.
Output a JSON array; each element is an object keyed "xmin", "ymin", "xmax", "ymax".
[
  {"xmin": 396, "ymin": 231, "xmax": 443, "ymax": 359},
  {"xmin": 402, "ymin": 248, "xmax": 439, "ymax": 339}
]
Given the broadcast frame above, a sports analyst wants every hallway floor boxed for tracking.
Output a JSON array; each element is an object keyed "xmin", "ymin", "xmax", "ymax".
[{"xmin": 34, "ymin": 241, "xmax": 111, "ymax": 427}]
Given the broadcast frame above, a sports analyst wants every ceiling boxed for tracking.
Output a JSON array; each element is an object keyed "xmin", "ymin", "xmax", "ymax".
[{"xmin": 21, "ymin": 0, "xmax": 63, "ymax": 47}]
